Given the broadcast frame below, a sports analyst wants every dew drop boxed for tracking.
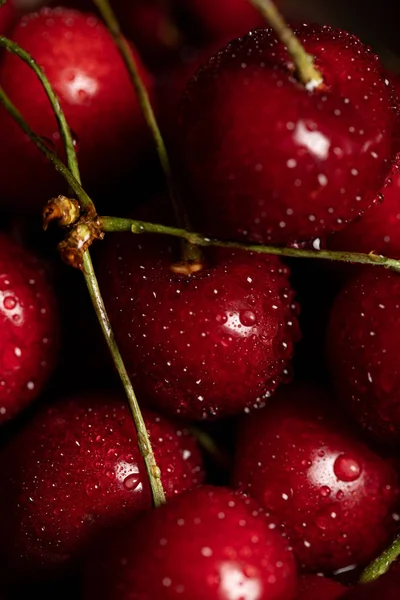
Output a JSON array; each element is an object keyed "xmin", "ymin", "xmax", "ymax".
[
  {"xmin": 334, "ymin": 454, "xmax": 361, "ymax": 482},
  {"xmin": 123, "ymin": 473, "xmax": 140, "ymax": 491},
  {"xmin": 3, "ymin": 296, "xmax": 16, "ymax": 310},
  {"xmin": 239, "ymin": 310, "xmax": 257, "ymax": 327},
  {"xmin": 319, "ymin": 486, "xmax": 331, "ymax": 497}
]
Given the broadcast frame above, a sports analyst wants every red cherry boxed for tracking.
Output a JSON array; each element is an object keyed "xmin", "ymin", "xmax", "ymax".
[
  {"xmin": 178, "ymin": 25, "xmax": 394, "ymax": 245},
  {"xmin": 341, "ymin": 570, "xmax": 400, "ymax": 598},
  {"xmin": 233, "ymin": 383, "xmax": 400, "ymax": 571},
  {"xmin": 327, "ymin": 268, "xmax": 400, "ymax": 445},
  {"xmin": 0, "ymin": 0, "xmax": 18, "ymax": 35},
  {"xmin": 0, "ymin": 7, "xmax": 151, "ymax": 211},
  {"xmin": 0, "ymin": 393, "xmax": 204, "ymax": 579},
  {"xmin": 84, "ymin": 485, "xmax": 299, "ymax": 600},
  {"xmin": 0, "ymin": 234, "xmax": 58, "ymax": 424},
  {"xmin": 328, "ymin": 155, "xmax": 400, "ymax": 258},
  {"xmin": 176, "ymin": 0, "xmax": 264, "ymax": 41},
  {"xmin": 99, "ymin": 235, "xmax": 300, "ymax": 420},
  {"xmin": 296, "ymin": 575, "xmax": 346, "ymax": 600}
]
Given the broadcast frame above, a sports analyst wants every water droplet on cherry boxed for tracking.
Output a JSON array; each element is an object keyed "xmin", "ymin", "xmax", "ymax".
[{"xmin": 334, "ymin": 454, "xmax": 362, "ymax": 482}]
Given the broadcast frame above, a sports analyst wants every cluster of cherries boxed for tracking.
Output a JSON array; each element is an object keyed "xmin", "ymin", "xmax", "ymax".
[{"xmin": 1, "ymin": 0, "xmax": 400, "ymax": 598}]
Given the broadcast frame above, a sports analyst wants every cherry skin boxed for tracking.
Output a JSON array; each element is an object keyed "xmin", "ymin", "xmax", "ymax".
[
  {"xmin": 327, "ymin": 268, "xmax": 400, "ymax": 445},
  {"xmin": 176, "ymin": 0, "xmax": 264, "ymax": 41},
  {"xmin": 0, "ymin": 7, "xmax": 151, "ymax": 211},
  {"xmin": 84, "ymin": 485, "xmax": 299, "ymax": 600},
  {"xmin": 233, "ymin": 383, "xmax": 400, "ymax": 572},
  {"xmin": 341, "ymin": 569, "xmax": 400, "ymax": 598},
  {"xmin": 0, "ymin": 392, "xmax": 204, "ymax": 580},
  {"xmin": 328, "ymin": 155, "xmax": 400, "ymax": 258},
  {"xmin": 0, "ymin": 234, "xmax": 58, "ymax": 424},
  {"xmin": 99, "ymin": 235, "xmax": 300, "ymax": 420},
  {"xmin": 296, "ymin": 575, "xmax": 346, "ymax": 600},
  {"xmin": 0, "ymin": 0, "xmax": 18, "ymax": 35},
  {"xmin": 178, "ymin": 25, "xmax": 395, "ymax": 245}
]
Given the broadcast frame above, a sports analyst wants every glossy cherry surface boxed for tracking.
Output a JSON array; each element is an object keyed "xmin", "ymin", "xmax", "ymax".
[
  {"xmin": 0, "ymin": 0, "xmax": 18, "ymax": 35},
  {"xmin": 233, "ymin": 383, "xmax": 400, "ymax": 571},
  {"xmin": 84, "ymin": 485, "xmax": 299, "ymax": 600},
  {"xmin": 178, "ymin": 25, "xmax": 395, "ymax": 245},
  {"xmin": 0, "ymin": 234, "xmax": 58, "ymax": 424},
  {"xmin": 0, "ymin": 392, "xmax": 203, "ymax": 579},
  {"xmin": 327, "ymin": 268, "xmax": 400, "ymax": 444},
  {"xmin": 100, "ymin": 235, "xmax": 300, "ymax": 420},
  {"xmin": 0, "ymin": 7, "xmax": 151, "ymax": 211},
  {"xmin": 296, "ymin": 575, "xmax": 346, "ymax": 600}
]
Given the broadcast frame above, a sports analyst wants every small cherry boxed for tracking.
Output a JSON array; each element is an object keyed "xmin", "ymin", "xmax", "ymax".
[
  {"xmin": 178, "ymin": 24, "xmax": 395, "ymax": 245},
  {"xmin": 0, "ymin": 233, "xmax": 58, "ymax": 424},
  {"xmin": 0, "ymin": 7, "xmax": 152, "ymax": 212},
  {"xmin": 233, "ymin": 382, "xmax": 400, "ymax": 572},
  {"xmin": 84, "ymin": 485, "xmax": 299, "ymax": 600},
  {"xmin": 341, "ymin": 570, "xmax": 400, "ymax": 598},
  {"xmin": 327, "ymin": 268, "xmax": 400, "ymax": 445},
  {"xmin": 0, "ymin": 392, "xmax": 204, "ymax": 580},
  {"xmin": 99, "ymin": 234, "xmax": 300, "ymax": 420},
  {"xmin": 296, "ymin": 575, "xmax": 346, "ymax": 600}
]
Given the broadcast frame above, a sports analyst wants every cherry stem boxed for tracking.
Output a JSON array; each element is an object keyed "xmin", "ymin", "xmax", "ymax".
[
  {"xmin": 100, "ymin": 216, "xmax": 400, "ymax": 273},
  {"xmin": 0, "ymin": 39, "xmax": 166, "ymax": 508},
  {"xmin": 360, "ymin": 535, "xmax": 400, "ymax": 583},
  {"xmin": 92, "ymin": 0, "xmax": 202, "ymax": 266},
  {"xmin": 189, "ymin": 426, "xmax": 232, "ymax": 471},
  {"xmin": 249, "ymin": 0, "xmax": 323, "ymax": 90}
]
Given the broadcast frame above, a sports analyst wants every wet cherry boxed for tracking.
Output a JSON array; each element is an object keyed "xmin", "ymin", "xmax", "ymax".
[
  {"xmin": 233, "ymin": 383, "xmax": 400, "ymax": 571},
  {"xmin": 84, "ymin": 485, "xmax": 299, "ymax": 600},
  {"xmin": 0, "ymin": 392, "xmax": 203, "ymax": 580},
  {"xmin": 0, "ymin": 234, "xmax": 58, "ymax": 424},
  {"xmin": 0, "ymin": 0, "xmax": 18, "ymax": 35},
  {"xmin": 0, "ymin": 7, "xmax": 152, "ymax": 211},
  {"xmin": 178, "ymin": 25, "xmax": 395, "ymax": 245},
  {"xmin": 327, "ymin": 268, "xmax": 400, "ymax": 445},
  {"xmin": 296, "ymin": 575, "xmax": 346, "ymax": 600},
  {"xmin": 99, "ymin": 234, "xmax": 300, "ymax": 420}
]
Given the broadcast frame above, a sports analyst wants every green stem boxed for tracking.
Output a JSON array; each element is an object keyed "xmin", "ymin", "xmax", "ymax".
[
  {"xmin": 0, "ymin": 38, "xmax": 166, "ymax": 507},
  {"xmin": 250, "ymin": 0, "xmax": 323, "ymax": 89},
  {"xmin": 92, "ymin": 0, "xmax": 201, "ymax": 264},
  {"xmin": 100, "ymin": 216, "xmax": 400, "ymax": 273},
  {"xmin": 0, "ymin": 36, "xmax": 88, "ymax": 206},
  {"xmin": 189, "ymin": 426, "xmax": 231, "ymax": 471},
  {"xmin": 360, "ymin": 536, "xmax": 400, "ymax": 583},
  {"xmin": 0, "ymin": 86, "xmax": 92, "ymax": 209},
  {"xmin": 82, "ymin": 252, "xmax": 166, "ymax": 507}
]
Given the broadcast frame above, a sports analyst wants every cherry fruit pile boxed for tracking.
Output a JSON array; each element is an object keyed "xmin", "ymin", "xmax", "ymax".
[{"xmin": 1, "ymin": 0, "xmax": 400, "ymax": 598}]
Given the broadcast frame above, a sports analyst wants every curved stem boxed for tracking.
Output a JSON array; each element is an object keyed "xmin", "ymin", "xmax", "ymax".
[
  {"xmin": 360, "ymin": 536, "xmax": 400, "ymax": 583},
  {"xmin": 0, "ymin": 36, "xmax": 88, "ymax": 207},
  {"xmin": 92, "ymin": 0, "xmax": 201, "ymax": 264},
  {"xmin": 0, "ymin": 39, "xmax": 166, "ymax": 507},
  {"xmin": 250, "ymin": 0, "xmax": 323, "ymax": 90},
  {"xmin": 82, "ymin": 252, "xmax": 166, "ymax": 507},
  {"xmin": 0, "ymin": 86, "xmax": 92, "ymax": 209},
  {"xmin": 100, "ymin": 216, "xmax": 400, "ymax": 273}
]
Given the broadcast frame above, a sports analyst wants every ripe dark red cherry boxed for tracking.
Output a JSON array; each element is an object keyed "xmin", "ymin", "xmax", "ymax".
[
  {"xmin": 297, "ymin": 575, "xmax": 346, "ymax": 600},
  {"xmin": 178, "ymin": 25, "xmax": 394, "ymax": 245},
  {"xmin": 341, "ymin": 569, "xmax": 400, "ymax": 598},
  {"xmin": 0, "ymin": 234, "xmax": 58, "ymax": 424},
  {"xmin": 327, "ymin": 268, "xmax": 400, "ymax": 445},
  {"xmin": 233, "ymin": 383, "xmax": 400, "ymax": 572},
  {"xmin": 99, "ymin": 235, "xmax": 300, "ymax": 420},
  {"xmin": 328, "ymin": 156, "xmax": 400, "ymax": 258},
  {"xmin": 84, "ymin": 485, "xmax": 299, "ymax": 600},
  {"xmin": 0, "ymin": 7, "xmax": 151, "ymax": 211},
  {"xmin": 0, "ymin": 393, "xmax": 204, "ymax": 579}
]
